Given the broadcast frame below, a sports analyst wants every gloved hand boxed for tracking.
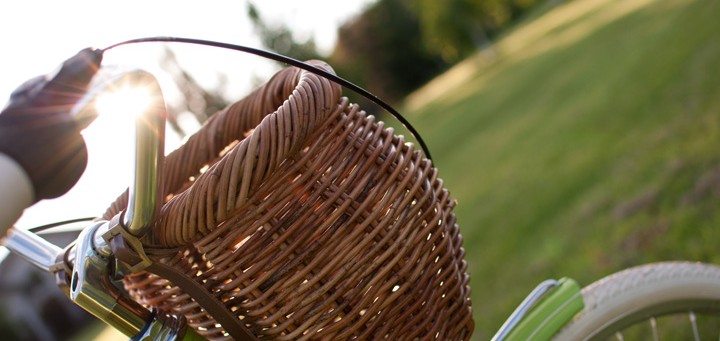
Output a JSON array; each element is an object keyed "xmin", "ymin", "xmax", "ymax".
[{"xmin": 0, "ymin": 48, "xmax": 103, "ymax": 201}]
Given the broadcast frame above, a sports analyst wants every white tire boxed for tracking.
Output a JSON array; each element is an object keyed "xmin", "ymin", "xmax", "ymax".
[{"xmin": 553, "ymin": 262, "xmax": 720, "ymax": 340}]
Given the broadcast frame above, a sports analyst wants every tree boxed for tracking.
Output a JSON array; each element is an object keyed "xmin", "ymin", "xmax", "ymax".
[
  {"xmin": 412, "ymin": 0, "xmax": 541, "ymax": 62},
  {"xmin": 246, "ymin": 2, "xmax": 322, "ymax": 63},
  {"xmin": 159, "ymin": 48, "xmax": 229, "ymax": 138},
  {"xmin": 329, "ymin": 0, "xmax": 448, "ymax": 106}
]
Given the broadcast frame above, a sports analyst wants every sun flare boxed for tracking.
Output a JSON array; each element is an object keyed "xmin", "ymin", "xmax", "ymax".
[{"xmin": 95, "ymin": 85, "xmax": 153, "ymax": 119}]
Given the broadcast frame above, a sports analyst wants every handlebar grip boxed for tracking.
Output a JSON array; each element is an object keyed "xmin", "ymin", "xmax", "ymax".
[{"xmin": 0, "ymin": 48, "xmax": 102, "ymax": 203}]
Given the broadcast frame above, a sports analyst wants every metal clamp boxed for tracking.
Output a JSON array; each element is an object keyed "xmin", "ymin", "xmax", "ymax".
[
  {"xmin": 70, "ymin": 221, "xmax": 151, "ymax": 337},
  {"xmin": 101, "ymin": 214, "xmax": 152, "ymax": 274}
]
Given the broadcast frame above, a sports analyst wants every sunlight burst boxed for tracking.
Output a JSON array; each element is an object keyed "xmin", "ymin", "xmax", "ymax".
[{"xmin": 95, "ymin": 85, "xmax": 153, "ymax": 119}]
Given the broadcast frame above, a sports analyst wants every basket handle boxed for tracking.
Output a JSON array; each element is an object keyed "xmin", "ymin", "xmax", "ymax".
[{"xmin": 103, "ymin": 61, "xmax": 342, "ymax": 246}]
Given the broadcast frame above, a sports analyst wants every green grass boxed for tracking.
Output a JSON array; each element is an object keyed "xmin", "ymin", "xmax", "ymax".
[{"xmin": 402, "ymin": 0, "xmax": 720, "ymax": 338}]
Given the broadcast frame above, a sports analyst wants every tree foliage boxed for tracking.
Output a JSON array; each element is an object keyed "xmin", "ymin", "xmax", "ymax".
[
  {"xmin": 247, "ymin": 2, "xmax": 322, "ymax": 64},
  {"xmin": 412, "ymin": 0, "xmax": 541, "ymax": 61},
  {"xmin": 327, "ymin": 0, "xmax": 542, "ymax": 106},
  {"xmin": 159, "ymin": 48, "xmax": 229, "ymax": 138},
  {"xmin": 240, "ymin": 0, "xmax": 542, "ymax": 110},
  {"xmin": 329, "ymin": 0, "xmax": 448, "ymax": 106}
]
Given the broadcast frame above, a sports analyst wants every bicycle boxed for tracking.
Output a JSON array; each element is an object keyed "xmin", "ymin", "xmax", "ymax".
[{"xmin": 0, "ymin": 37, "xmax": 719, "ymax": 340}]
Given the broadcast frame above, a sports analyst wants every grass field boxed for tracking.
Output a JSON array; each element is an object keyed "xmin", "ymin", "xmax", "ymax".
[{"xmin": 403, "ymin": 0, "xmax": 720, "ymax": 338}]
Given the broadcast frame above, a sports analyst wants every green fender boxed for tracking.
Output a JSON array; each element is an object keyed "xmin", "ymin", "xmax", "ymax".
[{"xmin": 501, "ymin": 277, "xmax": 584, "ymax": 341}]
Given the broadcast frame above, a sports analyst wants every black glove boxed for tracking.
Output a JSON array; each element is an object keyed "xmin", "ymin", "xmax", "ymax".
[{"xmin": 0, "ymin": 48, "xmax": 103, "ymax": 201}]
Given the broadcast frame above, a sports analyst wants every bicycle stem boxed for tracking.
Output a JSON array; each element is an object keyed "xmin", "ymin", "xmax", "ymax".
[
  {"xmin": 71, "ymin": 221, "xmax": 151, "ymax": 336},
  {"xmin": 68, "ymin": 69, "xmax": 167, "ymax": 332},
  {"xmin": 72, "ymin": 68, "xmax": 166, "ymax": 238},
  {"xmin": 119, "ymin": 71, "xmax": 165, "ymax": 238},
  {"xmin": 66, "ymin": 69, "xmax": 199, "ymax": 339}
]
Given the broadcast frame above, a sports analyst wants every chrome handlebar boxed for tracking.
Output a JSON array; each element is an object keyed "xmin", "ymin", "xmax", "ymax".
[{"xmin": 2, "ymin": 226, "xmax": 62, "ymax": 272}]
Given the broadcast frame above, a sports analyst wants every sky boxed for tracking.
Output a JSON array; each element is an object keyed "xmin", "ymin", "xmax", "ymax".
[{"xmin": 0, "ymin": 0, "xmax": 374, "ymax": 233}]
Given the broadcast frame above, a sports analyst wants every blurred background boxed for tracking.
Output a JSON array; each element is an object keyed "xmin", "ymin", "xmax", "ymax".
[{"xmin": 1, "ymin": 0, "xmax": 719, "ymax": 339}]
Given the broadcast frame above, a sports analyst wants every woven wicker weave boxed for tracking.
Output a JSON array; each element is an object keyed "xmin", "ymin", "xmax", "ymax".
[{"xmin": 103, "ymin": 61, "xmax": 474, "ymax": 340}]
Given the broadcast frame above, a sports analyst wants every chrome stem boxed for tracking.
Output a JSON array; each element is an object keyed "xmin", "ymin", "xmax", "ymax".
[
  {"xmin": 120, "ymin": 71, "xmax": 165, "ymax": 238},
  {"xmin": 70, "ymin": 221, "xmax": 151, "ymax": 336},
  {"xmin": 72, "ymin": 68, "xmax": 166, "ymax": 238},
  {"xmin": 67, "ymin": 69, "xmax": 167, "ymax": 335}
]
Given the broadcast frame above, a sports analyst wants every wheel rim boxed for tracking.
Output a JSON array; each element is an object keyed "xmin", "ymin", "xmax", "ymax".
[{"xmin": 589, "ymin": 299, "xmax": 720, "ymax": 340}]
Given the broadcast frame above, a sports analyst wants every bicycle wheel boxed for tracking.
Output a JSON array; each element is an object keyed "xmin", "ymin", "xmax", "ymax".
[{"xmin": 553, "ymin": 262, "xmax": 720, "ymax": 340}]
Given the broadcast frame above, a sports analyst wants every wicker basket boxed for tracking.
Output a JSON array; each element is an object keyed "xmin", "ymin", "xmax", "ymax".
[{"xmin": 103, "ymin": 61, "xmax": 474, "ymax": 340}]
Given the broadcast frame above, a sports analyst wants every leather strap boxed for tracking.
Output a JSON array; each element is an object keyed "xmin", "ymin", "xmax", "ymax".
[{"xmin": 109, "ymin": 233, "xmax": 258, "ymax": 341}]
